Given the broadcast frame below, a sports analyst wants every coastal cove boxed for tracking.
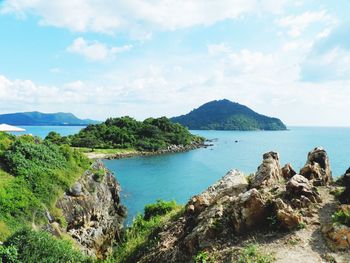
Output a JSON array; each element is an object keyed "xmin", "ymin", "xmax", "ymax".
[{"xmin": 20, "ymin": 126, "xmax": 350, "ymax": 224}]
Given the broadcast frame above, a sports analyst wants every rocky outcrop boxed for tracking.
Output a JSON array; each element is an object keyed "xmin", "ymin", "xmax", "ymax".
[
  {"xmin": 322, "ymin": 205, "xmax": 350, "ymax": 250},
  {"xmin": 250, "ymin": 151, "xmax": 282, "ymax": 189},
  {"xmin": 286, "ymin": 174, "xmax": 322, "ymax": 208},
  {"xmin": 300, "ymin": 147, "xmax": 332, "ymax": 185},
  {"xmin": 54, "ymin": 161, "xmax": 126, "ymax": 258},
  {"xmin": 282, "ymin": 163, "xmax": 296, "ymax": 180},
  {"xmin": 338, "ymin": 168, "xmax": 350, "ymax": 204},
  {"xmin": 136, "ymin": 150, "xmax": 329, "ymax": 263}
]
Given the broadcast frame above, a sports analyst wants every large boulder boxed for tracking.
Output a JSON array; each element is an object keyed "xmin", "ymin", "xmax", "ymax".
[
  {"xmin": 231, "ymin": 188, "xmax": 267, "ymax": 233},
  {"xmin": 300, "ymin": 147, "xmax": 332, "ymax": 185},
  {"xmin": 251, "ymin": 151, "xmax": 282, "ymax": 189},
  {"xmin": 286, "ymin": 174, "xmax": 322, "ymax": 207},
  {"xmin": 275, "ymin": 198, "xmax": 303, "ymax": 230},
  {"xmin": 281, "ymin": 163, "xmax": 297, "ymax": 180},
  {"xmin": 187, "ymin": 169, "xmax": 248, "ymax": 215},
  {"xmin": 339, "ymin": 168, "xmax": 350, "ymax": 204}
]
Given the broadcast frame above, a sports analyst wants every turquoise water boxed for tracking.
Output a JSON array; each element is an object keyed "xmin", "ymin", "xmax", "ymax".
[
  {"xmin": 13, "ymin": 126, "xmax": 84, "ymax": 138},
  {"xmin": 18, "ymin": 126, "xmax": 350, "ymax": 224},
  {"xmin": 104, "ymin": 127, "xmax": 350, "ymax": 224}
]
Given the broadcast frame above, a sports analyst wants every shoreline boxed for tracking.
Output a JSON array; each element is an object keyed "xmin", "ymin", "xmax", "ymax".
[{"xmin": 84, "ymin": 142, "xmax": 211, "ymax": 160}]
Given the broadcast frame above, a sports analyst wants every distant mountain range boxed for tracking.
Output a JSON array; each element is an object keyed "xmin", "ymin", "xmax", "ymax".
[
  {"xmin": 0, "ymin": 112, "xmax": 99, "ymax": 126},
  {"xmin": 171, "ymin": 99, "xmax": 287, "ymax": 131}
]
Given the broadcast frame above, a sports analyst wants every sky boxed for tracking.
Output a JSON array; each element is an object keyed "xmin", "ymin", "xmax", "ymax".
[{"xmin": 0, "ymin": 0, "xmax": 350, "ymax": 126}]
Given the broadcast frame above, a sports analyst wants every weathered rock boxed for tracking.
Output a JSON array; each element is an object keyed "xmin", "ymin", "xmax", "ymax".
[
  {"xmin": 286, "ymin": 174, "xmax": 322, "ymax": 206},
  {"xmin": 186, "ymin": 169, "xmax": 248, "ymax": 215},
  {"xmin": 275, "ymin": 198, "xmax": 303, "ymax": 230},
  {"xmin": 56, "ymin": 161, "xmax": 125, "ymax": 258},
  {"xmin": 231, "ymin": 188, "xmax": 267, "ymax": 233},
  {"xmin": 300, "ymin": 147, "xmax": 332, "ymax": 185},
  {"xmin": 322, "ymin": 224, "xmax": 350, "ymax": 250},
  {"xmin": 282, "ymin": 163, "xmax": 296, "ymax": 180},
  {"xmin": 251, "ymin": 151, "xmax": 282, "ymax": 189},
  {"xmin": 339, "ymin": 169, "xmax": 350, "ymax": 204},
  {"xmin": 69, "ymin": 182, "xmax": 83, "ymax": 197}
]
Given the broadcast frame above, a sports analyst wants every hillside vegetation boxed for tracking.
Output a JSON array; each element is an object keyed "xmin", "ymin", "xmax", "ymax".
[
  {"xmin": 171, "ymin": 99, "xmax": 287, "ymax": 130},
  {"xmin": 47, "ymin": 116, "xmax": 204, "ymax": 152},
  {"xmin": 0, "ymin": 132, "xmax": 90, "ymax": 241}
]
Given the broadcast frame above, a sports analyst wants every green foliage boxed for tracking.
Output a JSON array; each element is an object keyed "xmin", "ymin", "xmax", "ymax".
[
  {"xmin": 171, "ymin": 99, "xmax": 286, "ymax": 131},
  {"xmin": 0, "ymin": 244, "xmax": 19, "ymax": 263},
  {"xmin": 45, "ymin": 131, "xmax": 70, "ymax": 145},
  {"xmin": 3, "ymin": 228, "xmax": 90, "ymax": 263},
  {"xmin": 144, "ymin": 200, "xmax": 178, "ymax": 220},
  {"xmin": 111, "ymin": 200, "xmax": 182, "ymax": 263},
  {"xmin": 332, "ymin": 209, "xmax": 350, "ymax": 226},
  {"xmin": 237, "ymin": 244, "xmax": 274, "ymax": 263},
  {"xmin": 0, "ymin": 135, "xmax": 90, "ymax": 238},
  {"xmin": 93, "ymin": 168, "xmax": 105, "ymax": 183},
  {"xmin": 68, "ymin": 116, "xmax": 204, "ymax": 151},
  {"xmin": 0, "ymin": 132, "xmax": 15, "ymax": 156},
  {"xmin": 194, "ymin": 251, "xmax": 215, "ymax": 263}
]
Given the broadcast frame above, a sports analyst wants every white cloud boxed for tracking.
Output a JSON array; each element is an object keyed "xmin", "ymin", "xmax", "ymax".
[
  {"xmin": 277, "ymin": 11, "xmax": 334, "ymax": 37},
  {"xmin": 1, "ymin": 0, "xmax": 289, "ymax": 35},
  {"xmin": 67, "ymin": 37, "xmax": 132, "ymax": 61},
  {"xmin": 301, "ymin": 47, "xmax": 350, "ymax": 81}
]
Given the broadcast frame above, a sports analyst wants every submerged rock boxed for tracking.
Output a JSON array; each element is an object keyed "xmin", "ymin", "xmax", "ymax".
[{"xmin": 300, "ymin": 147, "xmax": 332, "ymax": 185}]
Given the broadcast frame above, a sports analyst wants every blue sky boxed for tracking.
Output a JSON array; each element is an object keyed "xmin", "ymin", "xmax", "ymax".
[{"xmin": 0, "ymin": 0, "xmax": 350, "ymax": 126}]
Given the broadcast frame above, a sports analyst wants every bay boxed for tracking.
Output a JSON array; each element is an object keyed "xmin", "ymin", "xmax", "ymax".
[
  {"xmin": 14, "ymin": 126, "xmax": 85, "ymax": 138},
  {"xmin": 104, "ymin": 127, "xmax": 350, "ymax": 224}
]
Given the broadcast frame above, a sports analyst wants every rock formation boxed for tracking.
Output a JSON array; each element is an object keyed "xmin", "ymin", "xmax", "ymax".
[
  {"xmin": 54, "ymin": 161, "xmax": 126, "ymax": 258},
  {"xmin": 300, "ymin": 147, "xmax": 332, "ymax": 185},
  {"xmin": 250, "ymin": 151, "xmax": 282, "ymax": 189},
  {"xmin": 135, "ymin": 149, "xmax": 329, "ymax": 263}
]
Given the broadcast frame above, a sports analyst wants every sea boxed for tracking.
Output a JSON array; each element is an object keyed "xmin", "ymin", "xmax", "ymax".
[{"xmin": 20, "ymin": 126, "xmax": 350, "ymax": 224}]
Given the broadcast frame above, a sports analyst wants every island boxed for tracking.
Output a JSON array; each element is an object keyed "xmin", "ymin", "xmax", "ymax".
[
  {"xmin": 171, "ymin": 99, "xmax": 287, "ymax": 130},
  {"xmin": 45, "ymin": 116, "xmax": 205, "ymax": 159},
  {"xmin": 0, "ymin": 111, "xmax": 99, "ymax": 126}
]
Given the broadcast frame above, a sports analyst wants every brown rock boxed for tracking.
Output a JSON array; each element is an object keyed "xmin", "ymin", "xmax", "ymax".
[
  {"xmin": 323, "ymin": 223, "xmax": 350, "ymax": 250},
  {"xmin": 300, "ymin": 147, "xmax": 332, "ymax": 185},
  {"xmin": 286, "ymin": 174, "xmax": 322, "ymax": 206},
  {"xmin": 275, "ymin": 198, "xmax": 303, "ymax": 230},
  {"xmin": 231, "ymin": 188, "xmax": 267, "ymax": 233},
  {"xmin": 282, "ymin": 163, "xmax": 296, "ymax": 180},
  {"xmin": 251, "ymin": 151, "xmax": 282, "ymax": 189}
]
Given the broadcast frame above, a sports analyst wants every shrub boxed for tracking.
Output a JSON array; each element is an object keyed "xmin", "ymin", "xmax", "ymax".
[
  {"xmin": 194, "ymin": 251, "xmax": 214, "ymax": 263},
  {"xmin": 0, "ymin": 244, "xmax": 19, "ymax": 263},
  {"xmin": 237, "ymin": 244, "xmax": 274, "ymax": 263},
  {"xmin": 4, "ymin": 228, "xmax": 90, "ymax": 263},
  {"xmin": 144, "ymin": 200, "xmax": 178, "ymax": 220},
  {"xmin": 111, "ymin": 200, "xmax": 183, "ymax": 263},
  {"xmin": 332, "ymin": 209, "xmax": 350, "ymax": 226}
]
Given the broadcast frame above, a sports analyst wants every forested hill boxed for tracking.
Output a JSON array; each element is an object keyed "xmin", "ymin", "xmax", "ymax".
[
  {"xmin": 0, "ymin": 111, "xmax": 99, "ymax": 126},
  {"xmin": 171, "ymin": 99, "xmax": 287, "ymax": 131},
  {"xmin": 63, "ymin": 116, "xmax": 204, "ymax": 151}
]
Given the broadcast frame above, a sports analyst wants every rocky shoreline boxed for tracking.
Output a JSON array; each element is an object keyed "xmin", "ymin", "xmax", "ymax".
[
  {"xmin": 129, "ymin": 147, "xmax": 350, "ymax": 263},
  {"xmin": 86, "ymin": 141, "xmax": 210, "ymax": 160}
]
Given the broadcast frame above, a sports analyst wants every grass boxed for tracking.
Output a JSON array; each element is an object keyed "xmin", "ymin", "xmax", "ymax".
[
  {"xmin": 194, "ymin": 251, "xmax": 215, "ymax": 263},
  {"xmin": 236, "ymin": 244, "xmax": 274, "ymax": 263},
  {"xmin": 74, "ymin": 147, "xmax": 139, "ymax": 155},
  {"xmin": 109, "ymin": 201, "xmax": 183, "ymax": 263}
]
